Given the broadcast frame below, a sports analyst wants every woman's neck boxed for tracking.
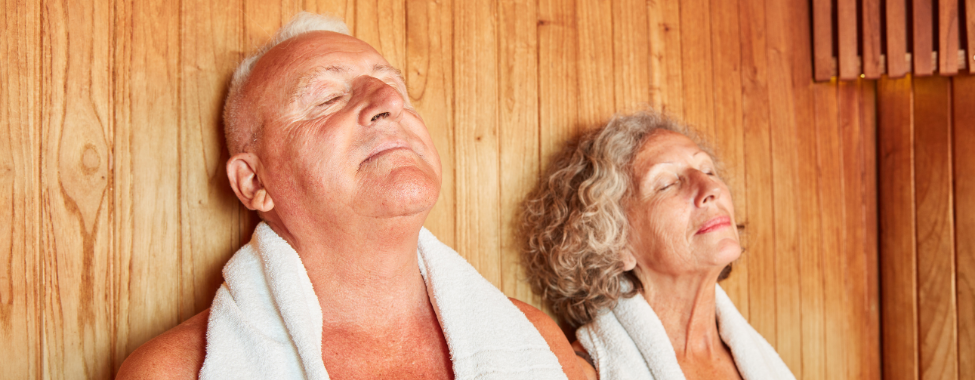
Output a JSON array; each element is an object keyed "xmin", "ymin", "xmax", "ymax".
[{"xmin": 636, "ymin": 269, "xmax": 724, "ymax": 359}]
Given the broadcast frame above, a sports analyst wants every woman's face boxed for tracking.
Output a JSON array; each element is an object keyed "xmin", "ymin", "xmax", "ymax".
[{"xmin": 623, "ymin": 130, "xmax": 741, "ymax": 279}]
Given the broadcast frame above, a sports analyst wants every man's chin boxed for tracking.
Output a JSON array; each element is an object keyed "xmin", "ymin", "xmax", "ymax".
[{"xmin": 352, "ymin": 177, "xmax": 440, "ymax": 219}]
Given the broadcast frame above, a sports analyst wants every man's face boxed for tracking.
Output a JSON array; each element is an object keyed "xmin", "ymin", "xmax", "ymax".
[{"xmin": 243, "ymin": 31, "xmax": 442, "ymax": 223}]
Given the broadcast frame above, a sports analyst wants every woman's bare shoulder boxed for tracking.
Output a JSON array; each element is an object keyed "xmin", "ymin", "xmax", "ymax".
[{"xmin": 116, "ymin": 308, "xmax": 210, "ymax": 380}]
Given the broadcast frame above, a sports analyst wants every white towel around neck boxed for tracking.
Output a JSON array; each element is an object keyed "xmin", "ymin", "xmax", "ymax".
[
  {"xmin": 576, "ymin": 284, "xmax": 795, "ymax": 380},
  {"xmin": 199, "ymin": 222, "xmax": 566, "ymax": 380}
]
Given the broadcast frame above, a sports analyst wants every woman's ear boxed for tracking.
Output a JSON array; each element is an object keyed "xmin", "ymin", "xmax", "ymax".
[
  {"xmin": 227, "ymin": 153, "xmax": 275, "ymax": 212},
  {"xmin": 620, "ymin": 248, "xmax": 637, "ymax": 271}
]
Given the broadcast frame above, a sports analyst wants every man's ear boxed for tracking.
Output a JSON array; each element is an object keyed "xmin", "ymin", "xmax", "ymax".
[
  {"xmin": 620, "ymin": 248, "xmax": 637, "ymax": 271},
  {"xmin": 227, "ymin": 153, "xmax": 274, "ymax": 212}
]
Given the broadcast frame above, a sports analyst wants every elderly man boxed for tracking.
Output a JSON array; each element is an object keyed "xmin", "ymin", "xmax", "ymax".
[{"xmin": 118, "ymin": 12, "xmax": 584, "ymax": 380}]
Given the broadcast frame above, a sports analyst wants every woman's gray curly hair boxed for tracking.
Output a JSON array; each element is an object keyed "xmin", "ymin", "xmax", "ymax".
[{"xmin": 520, "ymin": 109, "xmax": 724, "ymax": 329}]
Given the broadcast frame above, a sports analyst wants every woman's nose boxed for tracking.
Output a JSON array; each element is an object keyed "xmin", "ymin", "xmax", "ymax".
[
  {"xmin": 693, "ymin": 171, "xmax": 721, "ymax": 207},
  {"xmin": 354, "ymin": 76, "xmax": 405, "ymax": 127}
]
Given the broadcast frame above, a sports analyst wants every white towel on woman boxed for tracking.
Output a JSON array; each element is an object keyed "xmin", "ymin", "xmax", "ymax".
[
  {"xmin": 200, "ymin": 222, "xmax": 566, "ymax": 380},
  {"xmin": 576, "ymin": 284, "xmax": 795, "ymax": 380}
]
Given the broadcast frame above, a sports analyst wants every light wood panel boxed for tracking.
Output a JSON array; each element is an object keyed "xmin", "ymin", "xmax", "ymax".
[
  {"xmin": 0, "ymin": 0, "xmax": 41, "ymax": 378},
  {"xmin": 5, "ymin": 1, "xmax": 886, "ymax": 378}
]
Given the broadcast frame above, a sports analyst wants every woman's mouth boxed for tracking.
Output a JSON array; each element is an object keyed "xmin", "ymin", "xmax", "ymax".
[{"xmin": 696, "ymin": 216, "xmax": 732, "ymax": 235}]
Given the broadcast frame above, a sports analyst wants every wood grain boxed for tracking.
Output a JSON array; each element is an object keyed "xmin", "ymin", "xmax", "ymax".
[
  {"xmin": 954, "ymin": 74, "xmax": 975, "ymax": 380},
  {"xmin": 862, "ymin": 0, "xmax": 882, "ymax": 78},
  {"xmin": 0, "ymin": 0, "xmax": 41, "ymax": 378},
  {"xmin": 858, "ymin": 79, "xmax": 882, "ymax": 380},
  {"xmin": 887, "ymin": 0, "xmax": 910, "ymax": 77},
  {"xmin": 538, "ymin": 0, "xmax": 579, "ymax": 157},
  {"xmin": 114, "ymin": 0, "xmax": 182, "ymax": 372},
  {"xmin": 809, "ymin": 82, "xmax": 837, "ymax": 380},
  {"xmin": 679, "ymin": 0, "xmax": 715, "ymax": 138},
  {"xmin": 243, "ymin": 0, "xmax": 300, "ymax": 52},
  {"xmin": 178, "ymin": 0, "xmax": 244, "ymax": 326},
  {"xmin": 354, "ymin": 0, "xmax": 406, "ymax": 71},
  {"xmin": 913, "ymin": 0, "xmax": 935, "ymax": 75},
  {"xmin": 498, "ymin": 0, "xmax": 541, "ymax": 306},
  {"xmin": 938, "ymin": 0, "xmax": 959, "ymax": 75},
  {"xmin": 42, "ymin": 0, "xmax": 116, "ymax": 377},
  {"xmin": 738, "ymin": 0, "xmax": 775, "ymax": 346},
  {"xmin": 838, "ymin": 79, "xmax": 865, "ymax": 378},
  {"xmin": 453, "ymin": 0, "xmax": 501, "ymax": 287},
  {"xmin": 878, "ymin": 75, "xmax": 919, "ymax": 380},
  {"xmin": 647, "ymin": 0, "xmax": 683, "ymax": 116},
  {"xmin": 611, "ymin": 0, "xmax": 651, "ymax": 112},
  {"xmin": 968, "ymin": 0, "xmax": 975, "ymax": 74},
  {"xmin": 574, "ymin": 0, "xmax": 614, "ymax": 129},
  {"xmin": 913, "ymin": 76, "xmax": 958, "ymax": 380},
  {"xmin": 764, "ymin": 0, "xmax": 808, "ymax": 371},
  {"xmin": 812, "ymin": 0, "xmax": 833, "ymax": 81},
  {"xmin": 837, "ymin": 0, "xmax": 858, "ymax": 80},
  {"xmin": 708, "ymin": 0, "xmax": 748, "ymax": 311},
  {"xmin": 407, "ymin": 0, "xmax": 455, "ymax": 246}
]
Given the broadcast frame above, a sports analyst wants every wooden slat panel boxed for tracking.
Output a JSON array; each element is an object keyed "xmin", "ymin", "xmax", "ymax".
[
  {"xmin": 114, "ymin": 0, "xmax": 182, "ymax": 371},
  {"xmin": 647, "ymin": 0, "xmax": 683, "ymax": 116},
  {"xmin": 764, "ymin": 0, "xmax": 810, "ymax": 371},
  {"xmin": 453, "ymin": 0, "xmax": 501, "ymax": 287},
  {"xmin": 858, "ymin": 79, "xmax": 883, "ymax": 380},
  {"xmin": 878, "ymin": 75, "xmax": 919, "ymax": 380},
  {"xmin": 954, "ymin": 74, "xmax": 975, "ymax": 380},
  {"xmin": 178, "ymin": 0, "xmax": 243, "ymax": 325},
  {"xmin": 498, "ymin": 0, "xmax": 540, "ymax": 306},
  {"xmin": 538, "ymin": 0, "xmax": 579, "ymax": 157},
  {"xmin": 679, "ymin": 0, "xmax": 715, "ymax": 138},
  {"xmin": 611, "ymin": 0, "xmax": 651, "ymax": 112},
  {"xmin": 709, "ymin": 0, "xmax": 748, "ymax": 312},
  {"xmin": 862, "ymin": 0, "xmax": 883, "ymax": 78},
  {"xmin": 887, "ymin": 0, "xmax": 910, "ymax": 77},
  {"xmin": 837, "ymin": 0, "xmax": 858, "ymax": 80},
  {"xmin": 812, "ymin": 0, "xmax": 833, "ymax": 80},
  {"xmin": 41, "ymin": 0, "xmax": 115, "ymax": 377},
  {"xmin": 575, "ymin": 0, "xmax": 614, "ymax": 128},
  {"xmin": 913, "ymin": 0, "xmax": 935, "ymax": 76},
  {"xmin": 354, "ymin": 0, "xmax": 406, "ymax": 71},
  {"xmin": 938, "ymin": 0, "xmax": 959, "ymax": 75},
  {"xmin": 738, "ymin": 0, "xmax": 775, "ymax": 346},
  {"xmin": 0, "ymin": 0, "xmax": 41, "ymax": 378},
  {"xmin": 914, "ymin": 76, "xmax": 958, "ymax": 380},
  {"xmin": 968, "ymin": 0, "xmax": 975, "ymax": 74},
  {"xmin": 407, "ymin": 0, "xmax": 455, "ymax": 246}
]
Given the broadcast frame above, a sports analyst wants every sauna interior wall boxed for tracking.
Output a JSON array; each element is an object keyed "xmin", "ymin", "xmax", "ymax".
[{"xmin": 0, "ymin": 0, "xmax": 879, "ymax": 378}]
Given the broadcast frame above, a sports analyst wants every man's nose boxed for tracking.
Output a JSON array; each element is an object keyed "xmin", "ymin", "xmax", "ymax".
[{"xmin": 355, "ymin": 76, "xmax": 405, "ymax": 127}]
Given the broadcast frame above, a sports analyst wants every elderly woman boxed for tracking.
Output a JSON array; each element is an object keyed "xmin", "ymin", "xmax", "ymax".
[{"xmin": 521, "ymin": 110, "xmax": 794, "ymax": 380}]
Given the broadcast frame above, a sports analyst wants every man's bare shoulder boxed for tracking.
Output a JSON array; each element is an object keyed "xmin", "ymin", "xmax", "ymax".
[
  {"xmin": 116, "ymin": 309, "xmax": 210, "ymax": 380},
  {"xmin": 508, "ymin": 298, "xmax": 587, "ymax": 380}
]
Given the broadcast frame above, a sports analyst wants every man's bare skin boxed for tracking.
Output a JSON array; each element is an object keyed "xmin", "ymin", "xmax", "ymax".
[{"xmin": 117, "ymin": 28, "xmax": 585, "ymax": 380}]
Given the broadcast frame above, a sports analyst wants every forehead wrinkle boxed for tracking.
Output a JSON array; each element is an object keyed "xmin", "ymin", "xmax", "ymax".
[{"xmin": 373, "ymin": 64, "xmax": 404, "ymax": 81}]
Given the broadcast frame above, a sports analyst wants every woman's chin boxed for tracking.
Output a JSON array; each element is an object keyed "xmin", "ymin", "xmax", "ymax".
[{"xmin": 712, "ymin": 238, "xmax": 743, "ymax": 266}]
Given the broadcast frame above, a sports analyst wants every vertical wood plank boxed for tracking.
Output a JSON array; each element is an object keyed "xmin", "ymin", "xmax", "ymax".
[
  {"xmin": 709, "ymin": 0, "xmax": 748, "ymax": 312},
  {"xmin": 913, "ymin": 76, "xmax": 958, "ymax": 380},
  {"xmin": 837, "ymin": 80, "xmax": 866, "ymax": 378},
  {"xmin": 178, "ymin": 0, "xmax": 244, "ymax": 324},
  {"xmin": 764, "ymin": 0, "xmax": 809, "ymax": 371},
  {"xmin": 612, "ymin": 0, "xmax": 651, "ymax": 112},
  {"xmin": 813, "ymin": 0, "xmax": 834, "ymax": 81},
  {"xmin": 498, "ymin": 0, "xmax": 540, "ymax": 306},
  {"xmin": 574, "ymin": 0, "xmax": 614, "ymax": 128},
  {"xmin": 738, "ymin": 0, "xmax": 775, "ymax": 344},
  {"xmin": 647, "ymin": 0, "xmax": 684, "ymax": 116},
  {"xmin": 887, "ymin": 0, "xmax": 910, "ymax": 77},
  {"xmin": 538, "ymin": 0, "xmax": 579, "ymax": 157},
  {"xmin": 858, "ymin": 79, "xmax": 882, "ymax": 380},
  {"xmin": 453, "ymin": 0, "xmax": 501, "ymax": 287},
  {"xmin": 407, "ymin": 0, "xmax": 455, "ymax": 247},
  {"xmin": 838, "ymin": 0, "xmax": 858, "ymax": 80},
  {"xmin": 863, "ymin": 0, "xmax": 883, "ymax": 78},
  {"xmin": 954, "ymin": 74, "xmax": 975, "ymax": 380},
  {"xmin": 244, "ymin": 0, "xmax": 301, "ymax": 53},
  {"xmin": 0, "ymin": 0, "xmax": 41, "ymax": 378},
  {"xmin": 41, "ymin": 0, "xmax": 115, "ymax": 377},
  {"xmin": 809, "ymin": 82, "xmax": 837, "ymax": 380},
  {"xmin": 968, "ymin": 0, "xmax": 975, "ymax": 74},
  {"xmin": 114, "ymin": 0, "xmax": 182, "ymax": 370},
  {"xmin": 938, "ymin": 0, "xmax": 959, "ymax": 75},
  {"xmin": 353, "ymin": 0, "xmax": 406, "ymax": 71},
  {"xmin": 913, "ymin": 0, "xmax": 935, "ymax": 76},
  {"xmin": 878, "ymin": 75, "xmax": 919, "ymax": 380},
  {"xmin": 303, "ymin": 0, "xmax": 356, "ymax": 27},
  {"xmin": 679, "ymin": 0, "xmax": 715, "ymax": 138}
]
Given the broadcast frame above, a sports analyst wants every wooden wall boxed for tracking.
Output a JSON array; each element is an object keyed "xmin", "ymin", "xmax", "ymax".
[
  {"xmin": 878, "ymin": 74, "xmax": 975, "ymax": 380},
  {"xmin": 1, "ymin": 0, "xmax": 880, "ymax": 378}
]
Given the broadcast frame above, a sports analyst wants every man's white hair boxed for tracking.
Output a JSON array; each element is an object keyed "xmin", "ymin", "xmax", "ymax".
[{"xmin": 224, "ymin": 12, "xmax": 350, "ymax": 154}]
